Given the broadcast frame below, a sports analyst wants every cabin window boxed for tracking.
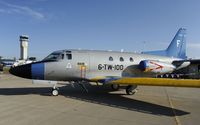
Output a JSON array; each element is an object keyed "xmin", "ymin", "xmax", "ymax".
[
  {"xmin": 66, "ymin": 54, "xmax": 72, "ymax": 60},
  {"xmin": 130, "ymin": 57, "xmax": 133, "ymax": 62},
  {"xmin": 120, "ymin": 57, "xmax": 124, "ymax": 62},
  {"xmin": 109, "ymin": 56, "xmax": 113, "ymax": 61}
]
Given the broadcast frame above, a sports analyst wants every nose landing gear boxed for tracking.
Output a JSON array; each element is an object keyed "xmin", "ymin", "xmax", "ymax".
[{"xmin": 52, "ymin": 85, "xmax": 59, "ymax": 96}]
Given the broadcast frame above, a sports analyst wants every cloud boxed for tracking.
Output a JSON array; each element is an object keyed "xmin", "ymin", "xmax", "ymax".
[{"xmin": 0, "ymin": 1, "xmax": 45, "ymax": 19}]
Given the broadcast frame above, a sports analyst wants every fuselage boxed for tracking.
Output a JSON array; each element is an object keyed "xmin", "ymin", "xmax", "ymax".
[{"xmin": 10, "ymin": 49, "xmax": 181, "ymax": 82}]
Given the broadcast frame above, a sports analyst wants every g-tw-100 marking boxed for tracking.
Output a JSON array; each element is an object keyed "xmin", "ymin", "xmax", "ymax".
[
  {"xmin": 98, "ymin": 64, "xmax": 124, "ymax": 70},
  {"xmin": 9, "ymin": 28, "xmax": 200, "ymax": 96}
]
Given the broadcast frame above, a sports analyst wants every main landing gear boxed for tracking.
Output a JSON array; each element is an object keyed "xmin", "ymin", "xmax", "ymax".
[
  {"xmin": 125, "ymin": 85, "xmax": 137, "ymax": 95},
  {"xmin": 111, "ymin": 84, "xmax": 138, "ymax": 95},
  {"xmin": 51, "ymin": 81, "xmax": 89, "ymax": 96},
  {"xmin": 111, "ymin": 84, "xmax": 120, "ymax": 91}
]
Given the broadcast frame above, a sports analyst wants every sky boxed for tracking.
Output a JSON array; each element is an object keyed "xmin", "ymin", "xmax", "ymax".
[{"xmin": 0, "ymin": 0, "xmax": 200, "ymax": 60}]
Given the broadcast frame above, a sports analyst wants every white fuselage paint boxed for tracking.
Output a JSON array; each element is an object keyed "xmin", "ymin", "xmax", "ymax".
[{"xmin": 44, "ymin": 50, "xmax": 181, "ymax": 81}]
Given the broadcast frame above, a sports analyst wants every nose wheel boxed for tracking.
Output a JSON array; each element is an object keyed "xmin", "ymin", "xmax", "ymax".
[
  {"xmin": 52, "ymin": 85, "xmax": 59, "ymax": 96},
  {"xmin": 52, "ymin": 89, "xmax": 59, "ymax": 96},
  {"xmin": 126, "ymin": 85, "xmax": 137, "ymax": 95}
]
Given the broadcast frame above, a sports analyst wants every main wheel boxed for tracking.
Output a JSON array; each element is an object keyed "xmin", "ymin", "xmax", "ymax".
[
  {"xmin": 111, "ymin": 84, "xmax": 120, "ymax": 91},
  {"xmin": 52, "ymin": 89, "xmax": 59, "ymax": 96},
  {"xmin": 126, "ymin": 85, "xmax": 137, "ymax": 95},
  {"xmin": 163, "ymin": 74, "xmax": 169, "ymax": 78}
]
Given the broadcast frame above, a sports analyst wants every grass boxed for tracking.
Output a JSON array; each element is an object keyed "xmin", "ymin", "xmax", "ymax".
[{"xmin": 3, "ymin": 67, "xmax": 10, "ymax": 74}]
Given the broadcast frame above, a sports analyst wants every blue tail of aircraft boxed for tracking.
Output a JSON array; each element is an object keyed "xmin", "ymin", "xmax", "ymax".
[{"xmin": 142, "ymin": 28, "xmax": 187, "ymax": 59}]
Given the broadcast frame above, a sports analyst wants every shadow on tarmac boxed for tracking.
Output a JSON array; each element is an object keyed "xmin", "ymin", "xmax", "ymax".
[{"xmin": 0, "ymin": 84, "xmax": 190, "ymax": 117}]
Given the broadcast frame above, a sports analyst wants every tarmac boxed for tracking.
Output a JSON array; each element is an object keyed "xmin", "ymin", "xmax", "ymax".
[{"xmin": 0, "ymin": 74, "xmax": 200, "ymax": 125}]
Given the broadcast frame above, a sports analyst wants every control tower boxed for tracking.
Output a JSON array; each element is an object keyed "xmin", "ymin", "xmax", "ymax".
[{"xmin": 20, "ymin": 35, "xmax": 29, "ymax": 60}]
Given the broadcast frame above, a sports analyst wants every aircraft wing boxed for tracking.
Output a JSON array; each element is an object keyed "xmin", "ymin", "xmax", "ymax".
[
  {"xmin": 90, "ymin": 76, "xmax": 121, "ymax": 84},
  {"xmin": 111, "ymin": 77, "xmax": 200, "ymax": 88},
  {"xmin": 90, "ymin": 77, "xmax": 200, "ymax": 88}
]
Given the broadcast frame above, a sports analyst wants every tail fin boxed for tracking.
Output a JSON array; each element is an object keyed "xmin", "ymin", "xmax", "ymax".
[
  {"xmin": 166, "ymin": 28, "xmax": 186, "ymax": 59},
  {"xmin": 142, "ymin": 28, "xmax": 187, "ymax": 59}
]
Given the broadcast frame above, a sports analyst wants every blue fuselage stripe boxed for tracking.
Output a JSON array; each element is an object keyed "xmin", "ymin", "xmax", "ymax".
[{"xmin": 31, "ymin": 63, "xmax": 45, "ymax": 80}]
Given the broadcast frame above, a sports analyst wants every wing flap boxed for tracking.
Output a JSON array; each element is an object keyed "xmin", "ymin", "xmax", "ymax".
[
  {"xmin": 111, "ymin": 78, "xmax": 200, "ymax": 88},
  {"xmin": 90, "ymin": 76, "xmax": 120, "ymax": 84}
]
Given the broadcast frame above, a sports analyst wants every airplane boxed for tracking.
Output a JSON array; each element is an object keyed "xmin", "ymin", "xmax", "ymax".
[
  {"xmin": 1, "ymin": 59, "xmax": 15, "ymax": 67},
  {"xmin": 9, "ymin": 28, "xmax": 200, "ymax": 96}
]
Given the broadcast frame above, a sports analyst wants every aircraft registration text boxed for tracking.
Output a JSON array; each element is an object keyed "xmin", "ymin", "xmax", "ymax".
[{"xmin": 98, "ymin": 64, "xmax": 124, "ymax": 70}]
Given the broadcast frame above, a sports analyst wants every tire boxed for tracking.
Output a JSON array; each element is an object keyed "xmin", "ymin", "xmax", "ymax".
[
  {"xmin": 126, "ymin": 85, "xmax": 136, "ymax": 95},
  {"xmin": 111, "ymin": 84, "xmax": 120, "ymax": 91},
  {"xmin": 52, "ymin": 89, "xmax": 59, "ymax": 96}
]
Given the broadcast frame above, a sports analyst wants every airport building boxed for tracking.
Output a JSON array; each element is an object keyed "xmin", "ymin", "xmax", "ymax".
[
  {"xmin": 0, "ymin": 35, "xmax": 36, "ymax": 70},
  {"xmin": 20, "ymin": 35, "xmax": 29, "ymax": 60},
  {"xmin": 12, "ymin": 35, "xmax": 36, "ymax": 66}
]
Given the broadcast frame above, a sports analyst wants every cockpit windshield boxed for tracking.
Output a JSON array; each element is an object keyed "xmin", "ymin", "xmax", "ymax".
[{"xmin": 42, "ymin": 52, "xmax": 62, "ymax": 61}]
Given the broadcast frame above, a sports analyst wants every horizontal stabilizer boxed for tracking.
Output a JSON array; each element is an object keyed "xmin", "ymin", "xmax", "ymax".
[{"xmin": 142, "ymin": 50, "xmax": 167, "ymax": 57}]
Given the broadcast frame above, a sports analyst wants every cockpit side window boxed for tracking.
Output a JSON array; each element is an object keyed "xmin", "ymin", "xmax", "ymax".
[
  {"xmin": 42, "ymin": 52, "xmax": 61, "ymax": 61},
  {"xmin": 66, "ymin": 54, "xmax": 72, "ymax": 60},
  {"xmin": 42, "ymin": 50, "xmax": 72, "ymax": 61}
]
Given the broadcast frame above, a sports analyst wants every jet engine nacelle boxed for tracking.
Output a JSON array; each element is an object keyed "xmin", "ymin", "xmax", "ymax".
[{"xmin": 139, "ymin": 60, "xmax": 176, "ymax": 74}]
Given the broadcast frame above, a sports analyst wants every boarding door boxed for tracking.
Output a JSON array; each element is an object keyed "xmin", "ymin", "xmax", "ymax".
[
  {"xmin": 76, "ymin": 52, "xmax": 89, "ymax": 79},
  {"xmin": 63, "ymin": 51, "xmax": 74, "ymax": 79},
  {"xmin": 80, "ymin": 64, "xmax": 86, "ymax": 79}
]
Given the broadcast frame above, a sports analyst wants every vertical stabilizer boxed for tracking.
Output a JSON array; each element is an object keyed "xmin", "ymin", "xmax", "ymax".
[
  {"xmin": 166, "ymin": 28, "xmax": 187, "ymax": 59},
  {"xmin": 142, "ymin": 28, "xmax": 187, "ymax": 59}
]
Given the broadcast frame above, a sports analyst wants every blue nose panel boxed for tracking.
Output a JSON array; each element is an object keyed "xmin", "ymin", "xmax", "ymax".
[{"xmin": 31, "ymin": 63, "xmax": 45, "ymax": 80}]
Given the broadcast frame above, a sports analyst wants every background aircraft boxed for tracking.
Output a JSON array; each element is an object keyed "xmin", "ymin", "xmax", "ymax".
[
  {"xmin": 1, "ymin": 59, "xmax": 15, "ymax": 67},
  {"xmin": 9, "ymin": 28, "xmax": 200, "ymax": 96}
]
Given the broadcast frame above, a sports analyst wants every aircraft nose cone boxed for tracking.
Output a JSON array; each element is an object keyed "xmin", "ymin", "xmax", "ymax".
[{"xmin": 9, "ymin": 64, "xmax": 32, "ymax": 79}]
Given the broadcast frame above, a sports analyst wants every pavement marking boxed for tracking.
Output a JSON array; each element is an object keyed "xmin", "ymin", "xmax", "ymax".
[{"xmin": 165, "ymin": 88, "xmax": 181, "ymax": 125}]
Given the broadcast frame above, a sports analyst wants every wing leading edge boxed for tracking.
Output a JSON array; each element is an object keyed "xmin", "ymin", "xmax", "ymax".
[
  {"xmin": 90, "ymin": 76, "xmax": 200, "ymax": 88},
  {"xmin": 110, "ymin": 77, "xmax": 200, "ymax": 88}
]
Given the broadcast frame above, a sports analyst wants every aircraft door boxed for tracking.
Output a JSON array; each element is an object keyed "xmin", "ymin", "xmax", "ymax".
[
  {"xmin": 80, "ymin": 64, "xmax": 86, "ymax": 79},
  {"xmin": 63, "ymin": 52, "xmax": 74, "ymax": 79},
  {"xmin": 75, "ymin": 52, "xmax": 89, "ymax": 79}
]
